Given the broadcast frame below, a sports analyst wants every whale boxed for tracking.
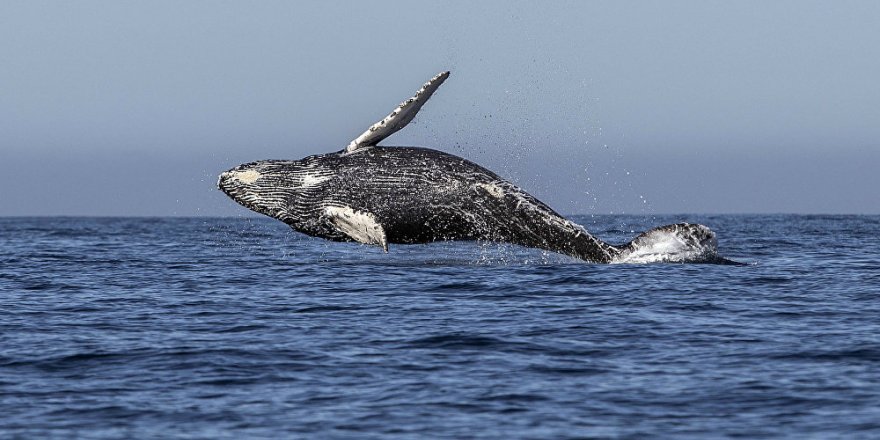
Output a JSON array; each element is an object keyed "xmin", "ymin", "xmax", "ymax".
[{"xmin": 218, "ymin": 71, "xmax": 728, "ymax": 264}]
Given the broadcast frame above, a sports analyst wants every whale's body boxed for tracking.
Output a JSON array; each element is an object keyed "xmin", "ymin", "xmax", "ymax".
[{"xmin": 219, "ymin": 71, "xmax": 726, "ymax": 264}]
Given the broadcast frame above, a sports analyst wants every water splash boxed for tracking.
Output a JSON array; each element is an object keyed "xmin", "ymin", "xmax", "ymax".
[{"xmin": 613, "ymin": 223, "xmax": 720, "ymax": 264}]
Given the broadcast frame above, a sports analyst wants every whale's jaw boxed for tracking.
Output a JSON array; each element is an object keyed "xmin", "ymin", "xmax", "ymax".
[{"xmin": 217, "ymin": 162, "xmax": 299, "ymax": 223}]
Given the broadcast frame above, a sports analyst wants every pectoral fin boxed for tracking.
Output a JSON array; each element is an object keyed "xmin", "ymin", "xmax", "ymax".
[
  {"xmin": 324, "ymin": 206, "xmax": 388, "ymax": 252},
  {"xmin": 344, "ymin": 71, "xmax": 450, "ymax": 154}
]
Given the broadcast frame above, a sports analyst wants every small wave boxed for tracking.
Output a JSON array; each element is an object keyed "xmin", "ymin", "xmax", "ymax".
[
  {"xmin": 773, "ymin": 347, "xmax": 880, "ymax": 363},
  {"xmin": 405, "ymin": 334, "xmax": 509, "ymax": 349},
  {"xmin": 24, "ymin": 252, "xmax": 81, "ymax": 262},
  {"xmin": 19, "ymin": 280, "xmax": 86, "ymax": 292},
  {"xmin": 293, "ymin": 305, "xmax": 357, "ymax": 313},
  {"xmin": 426, "ymin": 281, "xmax": 488, "ymax": 292},
  {"xmin": 400, "ymin": 333, "xmax": 553, "ymax": 354},
  {"xmin": 527, "ymin": 364, "xmax": 607, "ymax": 375},
  {"xmin": 476, "ymin": 393, "xmax": 551, "ymax": 403},
  {"xmin": 215, "ymin": 324, "xmax": 271, "ymax": 333},
  {"xmin": 44, "ymin": 230, "xmax": 98, "ymax": 238}
]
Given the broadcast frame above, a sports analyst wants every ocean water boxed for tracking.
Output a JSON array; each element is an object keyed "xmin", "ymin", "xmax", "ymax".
[{"xmin": 1, "ymin": 215, "xmax": 879, "ymax": 439}]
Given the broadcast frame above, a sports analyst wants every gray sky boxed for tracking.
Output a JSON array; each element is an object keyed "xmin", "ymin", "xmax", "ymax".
[{"xmin": 2, "ymin": 1, "xmax": 878, "ymax": 216}]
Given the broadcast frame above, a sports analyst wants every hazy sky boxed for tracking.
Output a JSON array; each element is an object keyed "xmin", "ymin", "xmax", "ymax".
[{"xmin": 2, "ymin": 1, "xmax": 878, "ymax": 216}]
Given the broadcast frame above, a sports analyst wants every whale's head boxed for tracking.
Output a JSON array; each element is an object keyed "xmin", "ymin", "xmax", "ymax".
[
  {"xmin": 613, "ymin": 223, "xmax": 720, "ymax": 264},
  {"xmin": 218, "ymin": 158, "xmax": 333, "ymax": 223}
]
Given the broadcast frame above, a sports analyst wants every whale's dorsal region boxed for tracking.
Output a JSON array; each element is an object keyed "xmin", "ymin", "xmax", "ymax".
[{"xmin": 219, "ymin": 71, "xmax": 730, "ymax": 264}]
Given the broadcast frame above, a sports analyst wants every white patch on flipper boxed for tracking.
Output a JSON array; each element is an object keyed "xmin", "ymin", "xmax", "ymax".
[
  {"xmin": 344, "ymin": 71, "xmax": 450, "ymax": 154},
  {"xmin": 324, "ymin": 206, "xmax": 388, "ymax": 252}
]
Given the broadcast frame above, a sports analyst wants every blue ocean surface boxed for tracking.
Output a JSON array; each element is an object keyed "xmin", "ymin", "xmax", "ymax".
[{"xmin": 1, "ymin": 215, "xmax": 879, "ymax": 439}]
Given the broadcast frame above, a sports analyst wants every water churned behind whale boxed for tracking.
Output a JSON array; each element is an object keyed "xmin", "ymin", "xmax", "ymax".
[{"xmin": 219, "ymin": 71, "xmax": 728, "ymax": 264}]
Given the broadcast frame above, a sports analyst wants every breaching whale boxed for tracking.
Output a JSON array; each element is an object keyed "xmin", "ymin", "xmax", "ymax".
[{"xmin": 219, "ymin": 71, "xmax": 727, "ymax": 264}]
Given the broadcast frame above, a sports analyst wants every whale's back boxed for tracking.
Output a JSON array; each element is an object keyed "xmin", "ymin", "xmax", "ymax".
[
  {"xmin": 313, "ymin": 147, "xmax": 620, "ymax": 261},
  {"xmin": 323, "ymin": 147, "xmax": 562, "ymax": 243}
]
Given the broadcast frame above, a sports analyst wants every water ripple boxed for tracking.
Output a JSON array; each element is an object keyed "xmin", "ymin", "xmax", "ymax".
[{"xmin": 1, "ymin": 215, "xmax": 879, "ymax": 439}]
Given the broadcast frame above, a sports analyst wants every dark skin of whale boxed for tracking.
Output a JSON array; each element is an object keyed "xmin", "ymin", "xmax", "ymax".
[
  {"xmin": 218, "ymin": 71, "xmax": 728, "ymax": 264},
  {"xmin": 219, "ymin": 146, "xmax": 721, "ymax": 263},
  {"xmin": 220, "ymin": 146, "xmax": 621, "ymax": 262}
]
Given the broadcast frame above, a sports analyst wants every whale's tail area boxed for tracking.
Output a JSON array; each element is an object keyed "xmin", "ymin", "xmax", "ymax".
[{"xmin": 609, "ymin": 223, "xmax": 737, "ymax": 264}]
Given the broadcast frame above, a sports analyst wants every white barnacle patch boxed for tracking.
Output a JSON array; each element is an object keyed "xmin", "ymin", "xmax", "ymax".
[
  {"xmin": 324, "ymin": 206, "xmax": 388, "ymax": 251},
  {"xmin": 232, "ymin": 169, "xmax": 262, "ymax": 184},
  {"xmin": 474, "ymin": 182, "xmax": 506, "ymax": 199}
]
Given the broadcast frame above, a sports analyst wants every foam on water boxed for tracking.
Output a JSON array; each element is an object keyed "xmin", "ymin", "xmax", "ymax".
[{"xmin": 614, "ymin": 222, "xmax": 720, "ymax": 264}]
